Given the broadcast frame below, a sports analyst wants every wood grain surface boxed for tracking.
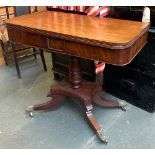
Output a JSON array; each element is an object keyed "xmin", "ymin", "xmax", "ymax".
[{"xmin": 6, "ymin": 11, "xmax": 149, "ymax": 49}]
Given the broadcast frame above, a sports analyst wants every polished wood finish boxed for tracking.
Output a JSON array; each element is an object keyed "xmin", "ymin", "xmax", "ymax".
[
  {"xmin": 6, "ymin": 28, "xmax": 148, "ymax": 64},
  {"xmin": 69, "ymin": 56, "xmax": 82, "ymax": 89},
  {"xmin": 6, "ymin": 11, "xmax": 149, "ymax": 45},
  {"xmin": 6, "ymin": 11, "xmax": 149, "ymax": 143},
  {"xmin": 6, "ymin": 11, "xmax": 149, "ymax": 65},
  {"xmin": 46, "ymin": 8, "xmax": 91, "ymax": 80}
]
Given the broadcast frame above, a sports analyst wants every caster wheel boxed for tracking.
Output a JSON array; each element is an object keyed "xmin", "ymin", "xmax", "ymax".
[
  {"xmin": 29, "ymin": 111, "xmax": 34, "ymax": 117},
  {"xmin": 25, "ymin": 109, "xmax": 34, "ymax": 117},
  {"xmin": 97, "ymin": 130, "xmax": 108, "ymax": 144},
  {"xmin": 100, "ymin": 136, "xmax": 108, "ymax": 144},
  {"xmin": 25, "ymin": 106, "xmax": 34, "ymax": 117},
  {"xmin": 121, "ymin": 106, "xmax": 127, "ymax": 111},
  {"xmin": 119, "ymin": 100, "xmax": 127, "ymax": 111}
]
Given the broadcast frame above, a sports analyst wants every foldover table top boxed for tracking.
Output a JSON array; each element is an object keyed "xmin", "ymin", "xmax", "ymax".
[{"xmin": 6, "ymin": 11, "xmax": 149, "ymax": 49}]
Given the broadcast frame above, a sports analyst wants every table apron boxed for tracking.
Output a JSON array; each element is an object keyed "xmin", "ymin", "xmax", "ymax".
[{"xmin": 7, "ymin": 26, "xmax": 148, "ymax": 65}]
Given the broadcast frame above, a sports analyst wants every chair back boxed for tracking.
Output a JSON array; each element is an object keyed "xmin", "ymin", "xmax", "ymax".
[{"xmin": 14, "ymin": 6, "xmax": 31, "ymax": 17}]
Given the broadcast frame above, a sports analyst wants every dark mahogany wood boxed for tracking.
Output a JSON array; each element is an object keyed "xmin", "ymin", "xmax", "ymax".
[
  {"xmin": 6, "ymin": 11, "xmax": 149, "ymax": 65},
  {"xmin": 5, "ymin": 11, "xmax": 149, "ymax": 143},
  {"xmin": 33, "ymin": 95, "xmax": 64, "ymax": 111},
  {"xmin": 69, "ymin": 56, "xmax": 82, "ymax": 89}
]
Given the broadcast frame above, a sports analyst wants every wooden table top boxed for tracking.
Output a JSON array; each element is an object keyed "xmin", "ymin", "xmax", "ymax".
[{"xmin": 6, "ymin": 11, "xmax": 149, "ymax": 49}]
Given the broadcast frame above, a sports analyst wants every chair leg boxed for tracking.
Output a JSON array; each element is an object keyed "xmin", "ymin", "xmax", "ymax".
[
  {"xmin": 10, "ymin": 42, "xmax": 21, "ymax": 79},
  {"xmin": 39, "ymin": 49, "xmax": 47, "ymax": 71},
  {"xmin": 33, "ymin": 47, "xmax": 37, "ymax": 60}
]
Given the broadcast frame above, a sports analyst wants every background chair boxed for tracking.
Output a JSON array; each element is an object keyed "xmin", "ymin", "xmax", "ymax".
[{"xmin": 0, "ymin": 6, "xmax": 47, "ymax": 78}]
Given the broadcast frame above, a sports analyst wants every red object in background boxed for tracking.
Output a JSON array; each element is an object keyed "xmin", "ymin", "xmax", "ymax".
[
  {"xmin": 47, "ymin": 6, "xmax": 110, "ymax": 17},
  {"xmin": 95, "ymin": 62, "xmax": 106, "ymax": 75}
]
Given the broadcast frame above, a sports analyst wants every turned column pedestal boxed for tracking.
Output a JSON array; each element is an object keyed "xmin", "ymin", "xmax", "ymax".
[{"xmin": 26, "ymin": 56, "xmax": 127, "ymax": 144}]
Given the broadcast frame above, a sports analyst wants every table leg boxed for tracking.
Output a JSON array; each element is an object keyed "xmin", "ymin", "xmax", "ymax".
[
  {"xmin": 83, "ymin": 101, "xmax": 107, "ymax": 144},
  {"xmin": 93, "ymin": 91, "xmax": 127, "ymax": 111},
  {"xmin": 26, "ymin": 94, "xmax": 64, "ymax": 117},
  {"xmin": 26, "ymin": 56, "xmax": 126, "ymax": 143}
]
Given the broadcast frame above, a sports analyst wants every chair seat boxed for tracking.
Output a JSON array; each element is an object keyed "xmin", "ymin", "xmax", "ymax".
[
  {"xmin": 14, "ymin": 43, "xmax": 34, "ymax": 51},
  {"xmin": 4, "ymin": 44, "xmax": 40, "ymax": 64},
  {"xmin": 7, "ymin": 47, "xmax": 35, "ymax": 57}
]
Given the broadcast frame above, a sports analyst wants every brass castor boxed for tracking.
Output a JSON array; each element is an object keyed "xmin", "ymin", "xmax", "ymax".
[
  {"xmin": 25, "ymin": 106, "xmax": 34, "ymax": 117},
  {"xmin": 119, "ymin": 100, "xmax": 127, "ymax": 111},
  {"xmin": 97, "ymin": 129, "xmax": 108, "ymax": 144}
]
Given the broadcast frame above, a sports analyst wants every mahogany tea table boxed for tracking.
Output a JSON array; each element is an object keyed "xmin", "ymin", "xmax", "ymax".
[{"xmin": 6, "ymin": 11, "xmax": 149, "ymax": 143}]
